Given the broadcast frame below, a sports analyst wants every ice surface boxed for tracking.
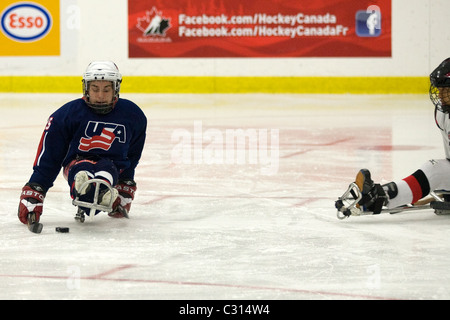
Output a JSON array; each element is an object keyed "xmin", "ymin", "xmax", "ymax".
[{"xmin": 1, "ymin": 93, "xmax": 449, "ymax": 300}]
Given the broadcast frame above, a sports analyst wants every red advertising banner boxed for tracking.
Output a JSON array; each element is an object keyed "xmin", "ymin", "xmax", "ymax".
[{"xmin": 128, "ymin": 0, "xmax": 391, "ymax": 58}]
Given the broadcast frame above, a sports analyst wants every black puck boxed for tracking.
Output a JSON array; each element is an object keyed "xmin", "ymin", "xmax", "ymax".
[{"xmin": 56, "ymin": 227, "xmax": 70, "ymax": 233}]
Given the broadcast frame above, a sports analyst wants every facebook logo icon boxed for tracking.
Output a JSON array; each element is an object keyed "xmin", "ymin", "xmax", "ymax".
[{"xmin": 356, "ymin": 5, "xmax": 381, "ymax": 37}]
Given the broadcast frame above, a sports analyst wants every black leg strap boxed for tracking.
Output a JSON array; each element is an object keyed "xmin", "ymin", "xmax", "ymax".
[{"xmin": 370, "ymin": 184, "xmax": 387, "ymax": 214}]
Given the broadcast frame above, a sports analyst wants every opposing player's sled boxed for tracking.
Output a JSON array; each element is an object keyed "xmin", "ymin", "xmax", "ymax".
[
  {"xmin": 335, "ymin": 182, "xmax": 450, "ymax": 219},
  {"xmin": 72, "ymin": 178, "xmax": 117, "ymax": 223}
]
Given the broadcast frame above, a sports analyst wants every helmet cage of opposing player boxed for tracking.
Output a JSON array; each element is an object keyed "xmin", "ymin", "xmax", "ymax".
[
  {"xmin": 82, "ymin": 61, "xmax": 122, "ymax": 114},
  {"xmin": 430, "ymin": 57, "xmax": 450, "ymax": 112}
]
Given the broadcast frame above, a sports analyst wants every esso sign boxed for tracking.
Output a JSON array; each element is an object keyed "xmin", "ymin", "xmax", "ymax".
[{"xmin": 1, "ymin": 3, "xmax": 52, "ymax": 42}]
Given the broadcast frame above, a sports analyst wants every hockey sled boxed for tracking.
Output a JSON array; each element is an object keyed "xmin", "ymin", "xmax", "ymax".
[
  {"xmin": 335, "ymin": 182, "xmax": 450, "ymax": 219},
  {"xmin": 72, "ymin": 178, "xmax": 115, "ymax": 222}
]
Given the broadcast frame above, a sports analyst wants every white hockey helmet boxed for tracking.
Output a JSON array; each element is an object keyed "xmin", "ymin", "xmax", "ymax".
[{"xmin": 82, "ymin": 61, "xmax": 122, "ymax": 114}]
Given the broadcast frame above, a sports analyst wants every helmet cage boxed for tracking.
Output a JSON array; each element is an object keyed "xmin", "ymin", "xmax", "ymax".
[
  {"xmin": 82, "ymin": 61, "xmax": 122, "ymax": 114},
  {"xmin": 429, "ymin": 85, "xmax": 450, "ymax": 112}
]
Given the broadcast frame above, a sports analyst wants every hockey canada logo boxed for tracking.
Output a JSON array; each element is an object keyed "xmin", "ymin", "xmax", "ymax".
[
  {"xmin": 79, "ymin": 121, "xmax": 126, "ymax": 152},
  {"xmin": 136, "ymin": 7, "xmax": 171, "ymax": 42}
]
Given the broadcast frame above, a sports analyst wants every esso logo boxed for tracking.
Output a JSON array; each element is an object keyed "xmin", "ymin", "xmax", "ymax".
[{"xmin": 0, "ymin": 3, "xmax": 52, "ymax": 42}]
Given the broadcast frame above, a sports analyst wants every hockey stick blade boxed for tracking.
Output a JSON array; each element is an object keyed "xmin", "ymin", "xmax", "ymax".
[
  {"xmin": 29, "ymin": 222, "xmax": 43, "ymax": 233},
  {"xmin": 27, "ymin": 212, "xmax": 43, "ymax": 234}
]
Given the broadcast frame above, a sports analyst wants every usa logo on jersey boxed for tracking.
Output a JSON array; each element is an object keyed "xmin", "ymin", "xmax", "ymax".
[{"xmin": 79, "ymin": 121, "xmax": 126, "ymax": 151}]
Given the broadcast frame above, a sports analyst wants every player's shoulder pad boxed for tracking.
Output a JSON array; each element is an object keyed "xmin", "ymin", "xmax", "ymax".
[
  {"xmin": 116, "ymin": 98, "xmax": 146, "ymax": 119},
  {"xmin": 48, "ymin": 98, "xmax": 86, "ymax": 120}
]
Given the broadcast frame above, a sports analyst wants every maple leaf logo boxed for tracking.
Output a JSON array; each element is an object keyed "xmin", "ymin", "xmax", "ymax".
[{"xmin": 136, "ymin": 7, "xmax": 171, "ymax": 37}]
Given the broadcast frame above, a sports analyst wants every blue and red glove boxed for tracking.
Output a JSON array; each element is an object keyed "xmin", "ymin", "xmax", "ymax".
[
  {"xmin": 18, "ymin": 183, "xmax": 46, "ymax": 224},
  {"xmin": 109, "ymin": 179, "xmax": 136, "ymax": 218}
]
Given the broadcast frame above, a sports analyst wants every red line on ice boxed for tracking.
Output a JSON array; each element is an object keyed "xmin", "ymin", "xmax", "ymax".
[{"xmin": 0, "ymin": 266, "xmax": 402, "ymax": 300}]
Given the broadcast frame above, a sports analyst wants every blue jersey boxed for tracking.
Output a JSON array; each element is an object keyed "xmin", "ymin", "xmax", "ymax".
[{"xmin": 30, "ymin": 98, "xmax": 147, "ymax": 192}]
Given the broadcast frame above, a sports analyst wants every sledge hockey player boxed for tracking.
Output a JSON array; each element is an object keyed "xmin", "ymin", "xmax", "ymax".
[
  {"xmin": 18, "ymin": 61, "xmax": 147, "ymax": 230},
  {"xmin": 336, "ymin": 57, "xmax": 450, "ymax": 218}
]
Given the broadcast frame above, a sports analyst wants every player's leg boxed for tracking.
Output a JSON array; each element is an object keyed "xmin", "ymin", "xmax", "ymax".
[
  {"xmin": 66, "ymin": 158, "xmax": 119, "ymax": 213},
  {"xmin": 92, "ymin": 158, "xmax": 119, "ymax": 206},
  {"xmin": 66, "ymin": 159, "xmax": 96, "ymax": 199},
  {"xmin": 356, "ymin": 159, "xmax": 450, "ymax": 212},
  {"xmin": 388, "ymin": 159, "xmax": 450, "ymax": 208}
]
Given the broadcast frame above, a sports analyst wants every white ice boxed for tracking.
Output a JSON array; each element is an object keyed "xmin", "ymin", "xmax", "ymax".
[{"xmin": 1, "ymin": 93, "xmax": 449, "ymax": 300}]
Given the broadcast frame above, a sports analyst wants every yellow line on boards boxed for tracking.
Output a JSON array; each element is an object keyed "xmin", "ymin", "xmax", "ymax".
[{"xmin": 0, "ymin": 76, "xmax": 429, "ymax": 94}]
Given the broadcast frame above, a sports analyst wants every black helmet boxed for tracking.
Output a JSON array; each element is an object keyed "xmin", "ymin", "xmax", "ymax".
[{"xmin": 430, "ymin": 58, "xmax": 450, "ymax": 112}]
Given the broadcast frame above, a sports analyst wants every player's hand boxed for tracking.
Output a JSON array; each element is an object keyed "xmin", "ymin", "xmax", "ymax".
[
  {"xmin": 18, "ymin": 183, "xmax": 46, "ymax": 224},
  {"xmin": 109, "ymin": 179, "xmax": 136, "ymax": 218}
]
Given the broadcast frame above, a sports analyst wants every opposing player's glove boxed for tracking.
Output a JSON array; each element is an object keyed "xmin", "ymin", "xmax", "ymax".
[
  {"xmin": 109, "ymin": 179, "xmax": 136, "ymax": 218},
  {"xmin": 18, "ymin": 183, "xmax": 46, "ymax": 224}
]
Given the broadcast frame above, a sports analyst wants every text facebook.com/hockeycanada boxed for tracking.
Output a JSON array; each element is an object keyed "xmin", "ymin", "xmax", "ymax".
[
  {"xmin": 170, "ymin": 121, "xmax": 279, "ymax": 176},
  {"xmin": 178, "ymin": 12, "xmax": 349, "ymax": 38}
]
